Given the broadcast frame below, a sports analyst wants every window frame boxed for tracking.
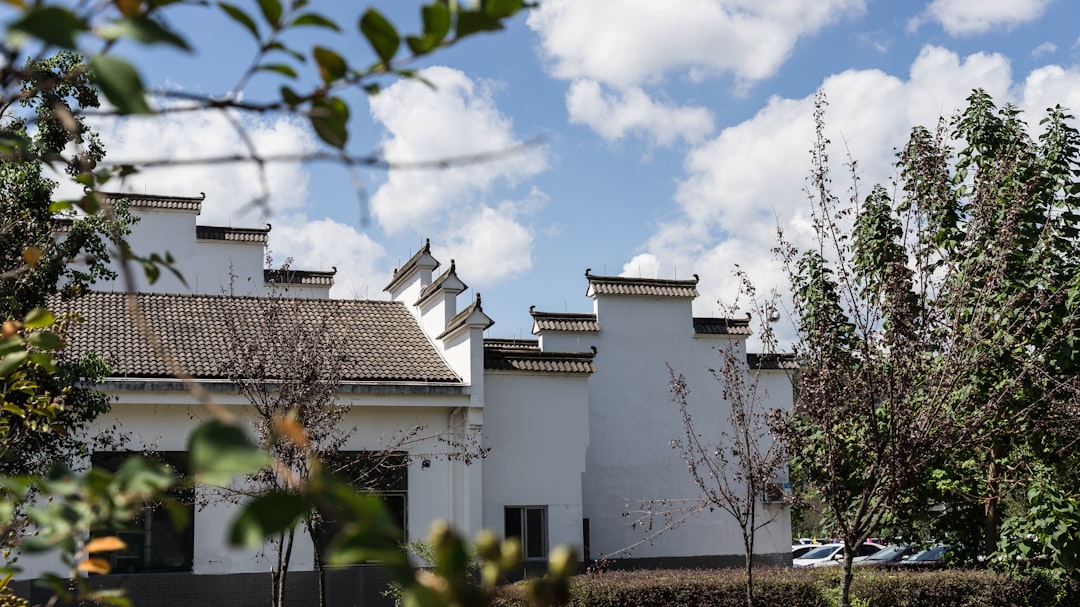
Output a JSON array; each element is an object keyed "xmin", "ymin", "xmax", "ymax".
[{"xmin": 504, "ymin": 506, "xmax": 548, "ymax": 560}]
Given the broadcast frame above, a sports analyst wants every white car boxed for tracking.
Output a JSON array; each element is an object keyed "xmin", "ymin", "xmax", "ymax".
[{"xmin": 792, "ymin": 542, "xmax": 885, "ymax": 567}]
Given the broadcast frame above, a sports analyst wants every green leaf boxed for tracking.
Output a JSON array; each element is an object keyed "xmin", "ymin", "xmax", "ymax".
[
  {"xmin": 422, "ymin": 2, "xmax": 451, "ymax": 41},
  {"xmin": 90, "ymin": 55, "xmax": 152, "ymax": 115},
  {"xmin": 290, "ymin": 13, "xmax": 340, "ymax": 31},
  {"xmin": 359, "ymin": 8, "xmax": 400, "ymax": 66},
  {"xmin": 49, "ymin": 200, "xmax": 74, "ymax": 213},
  {"xmin": 312, "ymin": 46, "xmax": 347, "ymax": 83},
  {"xmin": 256, "ymin": 0, "xmax": 283, "ymax": 26},
  {"xmin": 114, "ymin": 456, "xmax": 175, "ymax": 498},
  {"xmin": 229, "ymin": 491, "xmax": 310, "ymax": 548},
  {"xmin": 23, "ymin": 308, "xmax": 55, "ymax": 329},
  {"xmin": 256, "ymin": 63, "xmax": 298, "ymax": 79},
  {"xmin": 309, "ymin": 96, "xmax": 349, "ymax": 149},
  {"xmin": 0, "ymin": 351, "xmax": 28, "ymax": 379},
  {"xmin": 481, "ymin": 0, "xmax": 523, "ymax": 19},
  {"xmin": 7, "ymin": 7, "xmax": 88, "ymax": 49},
  {"xmin": 455, "ymin": 10, "xmax": 504, "ymax": 38},
  {"xmin": 280, "ymin": 86, "xmax": 303, "ymax": 109},
  {"xmin": 26, "ymin": 331, "xmax": 63, "ymax": 351},
  {"xmin": 27, "ymin": 351, "xmax": 57, "ymax": 373},
  {"xmin": 218, "ymin": 2, "xmax": 260, "ymax": 40},
  {"xmin": 188, "ymin": 419, "xmax": 271, "ymax": 486},
  {"xmin": 98, "ymin": 17, "xmax": 192, "ymax": 51}
]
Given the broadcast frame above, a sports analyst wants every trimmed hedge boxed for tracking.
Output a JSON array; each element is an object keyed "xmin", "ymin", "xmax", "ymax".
[{"xmin": 494, "ymin": 566, "xmax": 1079, "ymax": 607}]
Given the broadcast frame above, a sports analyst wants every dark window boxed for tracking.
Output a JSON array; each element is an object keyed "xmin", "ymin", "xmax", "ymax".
[
  {"xmin": 91, "ymin": 451, "xmax": 193, "ymax": 574},
  {"xmin": 505, "ymin": 506, "xmax": 547, "ymax": 560},
  {"xmin": 317, "ymin": 451, "xmax": 409, "ymax": 552}
]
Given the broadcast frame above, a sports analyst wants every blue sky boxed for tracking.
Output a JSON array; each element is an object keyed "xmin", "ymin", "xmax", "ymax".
[{"xmin": 47, "ymin": 0, "xmax": 1080, "ymax": 344}]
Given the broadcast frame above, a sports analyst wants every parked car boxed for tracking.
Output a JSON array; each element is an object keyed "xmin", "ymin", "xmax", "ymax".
[
  {"xmin": 900, "ymin": 544, "xmax": 949, "ymax": 566},
  {"xmin": 853, "ymin": 543, "xmax": 917, "ymax": 566},
  {"xmin": 792, "ymin": 542, "xmax": 884, "ymax": 567},
  {"xmin": 792, "ymin": 544, "xmax": 816, "ymax": 559}
]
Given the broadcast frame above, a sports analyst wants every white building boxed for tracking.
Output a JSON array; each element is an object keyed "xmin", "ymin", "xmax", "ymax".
[{"xmin": 16, "ymin": 192, "xmax": 793, "ymax": 606}]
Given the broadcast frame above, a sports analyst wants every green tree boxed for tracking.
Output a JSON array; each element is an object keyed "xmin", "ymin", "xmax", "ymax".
[{"xmin": 781, "ymin": 90, "xmax": 1080, "ymax": 607}]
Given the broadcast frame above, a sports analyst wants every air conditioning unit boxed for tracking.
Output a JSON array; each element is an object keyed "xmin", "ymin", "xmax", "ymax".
[{"xmin": 761, "ymin": 482, "xmax": 791, "ymax": 504}]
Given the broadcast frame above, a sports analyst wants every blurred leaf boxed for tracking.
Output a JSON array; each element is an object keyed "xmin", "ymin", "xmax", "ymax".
[
  {"xmin": 312, "ymin": 46, "xmax": 346, "ymax": 83},
  {"xmin": 256, "ymin": 63, "xmax": 298, "ymax": 78},
  {"xmin": 90, "ymin": 55, "xmax": 151, "ymax": 114},
  {"xmin": 22, "ymin": 246, "xmax": 41, "ymax": 267},
  {"xmin": 309, "ymin": 96, "xmax": 349, "ymax": 149},
  {"xmin": 455, "ymin": 10, "xmax": 503, "ymax": 38},
  {"xmin": 114, "ymin": 455, "xmax": 174, "ymax": 497},
  {"xmin": 218, "ymin": 2, "xmax": 259, "ymax": 39},
  {"xmin": 229, "ymin": 491, "xmax": 310, "ymax": 548},
  {"xmin": 359, "ymin": 8, "xmax": 399, "ymax": 66},
  {"xmin": 280, "ymin": 85, "xmax": 303, "ymax": 108},
  {"xmin": 256, "ymin": 0, "xmax": 282, "ymax": 26},
  {"xmin": 26, "ymin": 330, "xmax": 63, "ymax": 351},
  {"xmin": 482, "ymin": 0, "xmax": 523, "ymax": 18},
  {"xmin": 85, "ymin": 536, "xmax": 127, "ymax": 554},
  {"xmin": 0, "ymin": 351, "xmax": 28, "ymax": 378},
  {"xmin": 8, "ymin": 7, "xmax": 87, "ymax": 49},
  {"xmin": 290, "ymin": 13, "xmax": 340, "ymax": 30},
  {"xmin": 27, "ymin": 307, "xmax": 57, "ymax": 332},
  {"xmin": 264, "ymin": 41, "xmax": 305, "ymax": 62},
  {"xmin": 422, "ymin": 2, "xmax": 451, "ymax": 40},
  {"xmin": 99, "ymin": 17, "xmax": 192, "ymax": 51},
  {"xmin": 77, "ymin": 558, "xmax": 112, "ymax": 575},
  {"xmin": 49, "ymin": 200, "xmax": 73, "ymax": 213},
  {"xmin": 188, "ymin": 419, "xmax": 271, "ymax": 486}
]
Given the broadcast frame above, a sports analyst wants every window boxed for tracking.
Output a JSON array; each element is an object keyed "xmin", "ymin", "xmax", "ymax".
[
  {"xmin": 505, "ymin": 506, "xmax": 547, "ymax": 560},
  {"xmin": 90, "ymin": 451, "xmax": 194, "ymax": 573},
  {"xmin": 316, "ymin": 451, "xmax": 409, "ymax": 557}
]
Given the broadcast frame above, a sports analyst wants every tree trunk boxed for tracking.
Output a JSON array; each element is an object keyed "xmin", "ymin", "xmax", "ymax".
[
  {"xmin": 308, "ymin": 518, "xmax": 327, "ymax": 607},
  {"xmin": 837, "ymin": 547, "xmax": 856, "ymax": 607},
  {"xmin": 271, "ymin": 528, "xmax": 296, "ymax": 607},
  {"xmin": 984, "ymin": 439, "xmax": 1006, "ymax": 553}
]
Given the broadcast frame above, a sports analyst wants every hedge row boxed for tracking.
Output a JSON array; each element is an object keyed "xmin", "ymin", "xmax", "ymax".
[{"xmin": 494, "ymin": 566, "xmax": 1079, "ymax": 607}]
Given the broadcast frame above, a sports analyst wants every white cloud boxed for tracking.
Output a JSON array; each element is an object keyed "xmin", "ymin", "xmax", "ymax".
[
  {"xmin": 566, "ymin": 80, "xmax": 715, "ymax": 146},
  {"xmin": 1031, "ymin": 41, "xmax": 1057, "ymax": 58},
  {"xmin": 527, "ymin": 0, "xmax": 866, "ymax": 89},
  {"xmin": 65, "ymin": 105, "xmax": 317, "ymax": 224},
  {"xmin": 269, "ymin": 217, "xmax": 387, "ymax": 300},
  {"xmin": 913, "ymin": 0, "xmax": 1051, "ymax": 35},
  {"xmin": 369, "ymin": 66, "xmax": 548, "ymax": 284},
  {"xmin": 627, "ymin": 45, "xmax": 1080, "ymax": 348}
]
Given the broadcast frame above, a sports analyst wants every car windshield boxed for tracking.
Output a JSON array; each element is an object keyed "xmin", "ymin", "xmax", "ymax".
[
  {"xmin": 863, "ymin": 545, "xmax": 905, "ymax": 561},
  {"xmin": 799, "ymin": 546, "xmax": 838, "ymax": 560},
  {"xmin": 911, "ymin": 546, "xmax": 946, "ymax": 561}
]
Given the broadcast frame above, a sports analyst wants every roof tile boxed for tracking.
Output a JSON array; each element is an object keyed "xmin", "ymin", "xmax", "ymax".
[{"xmin": 585, "ymin": 272, "xmax": 699, "ymax": 298}]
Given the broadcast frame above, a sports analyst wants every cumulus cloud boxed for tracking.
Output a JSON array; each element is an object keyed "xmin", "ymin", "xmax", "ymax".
[
  {"xmin": 62, "ymin": 105, "xmax": 317, "ymax": 224},
  {"xmin": 912, "ymin": 0, "xmax": 1051, "ymax": 35},
  {"xmin": 566, "ymin": 80, "xmax": 715, "ymax": 146},
  {"xmin": 1031, "ymin": 41, "xmax": 1057, "ymax": 58},
  {"xmin": 628, "ymin": 45, "xmax": 1080, "ymax": 347},
  {"xmin": 269, "ymin": 217, "xmax": 387, "ymax": 300},
  {"xmin": 528, "ymin": 0, "xmax": 866, "ymax": 88},
  {"xmin": 369, "ymin": 66, "xmax": 548, "ymax": 285}
]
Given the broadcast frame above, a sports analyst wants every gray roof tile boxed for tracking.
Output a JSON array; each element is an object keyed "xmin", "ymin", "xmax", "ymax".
[
  {"xmin": 585, "ymin": 272, "xmax": 700, "ymax": 298},
  {"xmin": 197, "ymin": 225, "xmax": 270, "ymax": 243},
  {"xmin": 263, "ymin": 268, "xmax": 336, "ymax": 286},
  {"xmin": 529, "ymin": 309, "xmax": 599, "ymax": 333},
  {"xmin": 747, "ymin": 353, "xmax": 799, "ymax": 370},
  {"xmin": 693, "ymin": 317, "xmax": 752, "ymax": 336},
  {"xmin": 103, "ymin": 191, "xmax": 205, "ymax": 213},
  {"xmin": 484, "ymin": 344, "xmax": 596, "ymax": 374},
  {"xmin": 56, "ymin": 292, "xmax": 460, "ymax": 382}
]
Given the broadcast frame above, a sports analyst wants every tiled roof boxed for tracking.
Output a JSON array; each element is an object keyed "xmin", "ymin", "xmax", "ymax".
[
  {"xmin": 264, "ymin": 268, "xmax": 336, "ymax": 286},
  {"xmin": 102, "ymin": 192, "xmax": 205, "ymax": 213},
  {"xmin": 438, "ymin": 293, "xmax": 494, "ymax": 339},
  {"xmin": 56, "ymin": 292, "xmax": 460, "ymax": 382},
  {"xmin": 417, "ymin": 260, "xmax": 467, "ymax": 307},
  {"xmin": 484, "ymin": 344, "xmax": 596, "ymax": 374},
  {"xmin": 529, "ymin": 309, "xmax": 599, "ymax": 333},
  {"xmin": 747, "ymin": 353, "xmax": 799, "ymax": 370},
  {"xmin": 196, "ymin": 225, "xmax": 270, "ymax": 244},
  {"xmin": 585, "ymin": 271, "xmax": 700, "ymax": 298},
  {"xmin": 693, "ymin": 317, "xmax": 752, "ymax": 336},
  {"xmin": 484, "ymin": 338, "xmax": 540, "ymax": 349},
  {"xmin": 384, "ymin": 238, "xmax": 439, "ymax": 293}
]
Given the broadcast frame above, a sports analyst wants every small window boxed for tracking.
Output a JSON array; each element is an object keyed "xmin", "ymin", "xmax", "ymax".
[
  {"xmin": 504, "ymin": 506, "xmax": 547, "ymax": 560},
  {"xmin": 91, "ymin": 451, "xmax": 194, "ymax": 574}
]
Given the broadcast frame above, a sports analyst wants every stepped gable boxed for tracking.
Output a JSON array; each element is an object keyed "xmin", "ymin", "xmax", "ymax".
[
  {"xmin": 529, "ymin": 308, "xmax": 599, "ymax": 333},
  {"xmin": 57, "ymin": 292, "xmax": 460, "ymax": 383},
  {"xmin": 585, "ymin": 270, "xmax": 700, "ymax": 298},
  {"xmin": 693, "ymin": 317, "xmax": 752, "ymax": 336}
]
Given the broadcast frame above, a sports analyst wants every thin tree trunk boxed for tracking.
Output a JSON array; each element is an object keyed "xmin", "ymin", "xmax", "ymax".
[
  {"xmin": 984, "ymin": 439, "xmax": 1006, "ymax": 553},
  {"xmin": 838, "ymin": 548, "xmax": 856, "ymax": 607},
  {"xmin": 308, "ymin": 518, "xmax": 327, "ymax": 607},
  {"xmin": 272, "ymin": 528, "xmax": 296, "ymax": 607},
  {"xmin": 743, "ymin": 531, "xmax": 755, "ymax": 607}
]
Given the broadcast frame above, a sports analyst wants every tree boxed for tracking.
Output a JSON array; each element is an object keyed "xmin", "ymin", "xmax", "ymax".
[{"xmin": 780, "ymin": 90, "xmax": 1080, "ymax": 607}]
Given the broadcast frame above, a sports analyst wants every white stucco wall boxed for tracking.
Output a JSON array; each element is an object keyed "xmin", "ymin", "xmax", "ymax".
[
  {"xmin": 481, "ymin": 372, "xmax": 590, "ymax": 558},
  {"xmin": 93, "ymin": 208, "xmax": 198, "ymax": 294},
  {"xmin": 579, "ymin": 294, "xmax": 792, "ymax": 561}
]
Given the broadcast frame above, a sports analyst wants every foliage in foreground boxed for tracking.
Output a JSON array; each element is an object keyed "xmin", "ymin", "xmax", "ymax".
[{"xmin": 493, "ymin": 567, "xmax": 1080, "ymax": 607}]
